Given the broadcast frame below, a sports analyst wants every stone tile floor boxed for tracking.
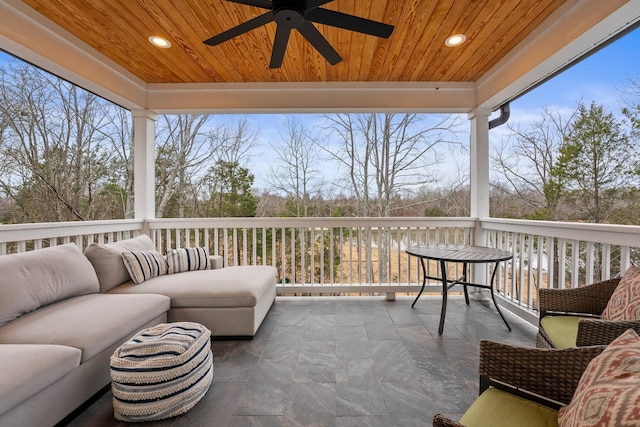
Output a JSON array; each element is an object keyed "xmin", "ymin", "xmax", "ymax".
[{"xmin": 65, "ymin": 295, "xmax": 536, "ymax": 427}]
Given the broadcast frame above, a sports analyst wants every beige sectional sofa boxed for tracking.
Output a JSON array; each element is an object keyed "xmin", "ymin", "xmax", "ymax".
[{"xmin": 0, "ymin": 234, "xmax": 277, "ymax": 426}]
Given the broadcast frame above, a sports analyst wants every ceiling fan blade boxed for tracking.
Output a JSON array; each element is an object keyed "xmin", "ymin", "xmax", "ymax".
[
  {"xmin": 226, "ymin": 0, "xmax": 273, "ymax": 9},
  {"xmin": 203, "ymin": 12, "xmax": 274, "ymax": 46},
  {"xmin": 270, "ymin": 26, "xmax": 292, "ymax": 68},
  {"xmin": 298, "ymin": 21, "xmax": 342, "ymax": 65},
  {"xmin": 304, "ymin": 0, "xmax": 334, "ymax": 10},
  {"xmin": 306, "ymin": 8, "xmax": 394, "ymax": 38}
]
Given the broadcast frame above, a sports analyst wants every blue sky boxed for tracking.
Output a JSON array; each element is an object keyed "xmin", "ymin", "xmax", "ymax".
[{"xmin": 511, "ymin": 26, "xmax": 640, "ymax": 114}]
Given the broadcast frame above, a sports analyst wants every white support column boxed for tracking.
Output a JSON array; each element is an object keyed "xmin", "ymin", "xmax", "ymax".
[
  {"xmin": 469, "ymin": 108, "xmax": 492, "ymax": 292},
  {"xmin": 132, "ymin": 110, "xmax": 157, "ymax": 224},
  {"xmin": 469, "ymin": 108, "xmax": 491, "ymax": 221}
]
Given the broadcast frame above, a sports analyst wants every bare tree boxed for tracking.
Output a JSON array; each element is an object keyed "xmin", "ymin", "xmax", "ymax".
[
  {"xmin": 155, "ymin": 114, "xmax": 221, "ymax": 217},
  {"xmin": 321, "ymin": 113, "xmax": 459, "ymax": 216},
  {"xmin": 267, "ymin": 116, "xmax": 322, "ymax": 216},
  {"xmin": 492, "ymin": 106, "xmax": 577, "ymax": 220},
  {"xmin": 100, "ymin": 107, "xmax": 134, "ymax": 218},
  {"xmin": 214, "ymin": 116, "xmax": 257, "ymax": 165},
  {"xmin": 0, "ymin": 60, "xmax": 121, "ymax": 222},
  {"xmin": 189, "ymin": 117, "xmax": 258, "ymax": 217},
  {"xmin": 320, "ymin": 113, "xmax": 459, "ymax": 282}
]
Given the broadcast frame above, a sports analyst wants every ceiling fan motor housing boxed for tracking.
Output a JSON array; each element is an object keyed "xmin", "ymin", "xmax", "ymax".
[{"xmin": 273, "ymin": 0, "xmax": 305, "ymax": 29}]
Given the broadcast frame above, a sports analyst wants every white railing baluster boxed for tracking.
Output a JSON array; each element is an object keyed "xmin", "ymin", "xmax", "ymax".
[
  {"xmin": 585, "ymin": 241, "xmax": 594, "ymax": 285},
  {"xmin": 508, "ymin": 232, "xmax": 517, "ymax": 301},
  {"xmin": 558, "ymin": 239, "xmax": 567, "ymax": 288},
  {"xmin": 280, "ymin": 228, "xmax": 286, "ymax": 285},
  {"xmin": 261, "ymin": 228, "xmax": 266, "ymax": 266},
  {"xmin": 271, "ymin": 227, "xmax": 276, "ymax": 269},
  {"xmin": 311, "ymin": 227, "xmax": 315, "ymax": 285},
  {"xmin": 517, "ymin": 233, "xmax": 525, "ymax": 303},
  {"xmin": 329, "ymin": 227, "xmax": 334, "ymax": 285},
  {"xmin": 320, "ymin": 227, "xmax": 325, "ymax": 285},
  {"xmin": 223, "ymin": 228, "xmax": 229, "ymax": 265},
  {"xmin": 242, "ymin": 228, "xmax": 248, "ymax": 266},
  {"xmin": 339, "ymin": 227, "xmax": 344, "ymax": 286},
  {"xmin": 536, "ymin": 236, "xmax": 543, "ymax": 294},
  {"xmin": 621, "ymin": 246, "xmax": 631, "ymax": 273},
  {"xmin": 396, "ymin": 228, "xmax": 401, "ymax": 286},
  {"xmin": 601, "ymin": 244, "xmax": 611, "ymax": 281},
  {"xmin": 571, "ymin": 240, "xmax": 580, "ymax": 288},
  {"xmin": 213, "ymin": 228, "xmax": 218, "ymax": 257},
  {"xmin": 526, "ymin": 234, "xmax": 533, "ymax": 305},
  {"xmin": 546, "ymin": 237, "xmax": 555, "ymax": 291},
  {"xmin": 290, "ymin": 227, "xmax": 296, "ymax": 285},
  {"xmin": 348, "ymin": 227, "xmax": 353, "ymax": 286}
]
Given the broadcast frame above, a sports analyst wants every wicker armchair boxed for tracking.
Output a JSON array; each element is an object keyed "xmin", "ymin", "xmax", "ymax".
[
  {"xmin": 432, "ymin": 340, "xmax": 606, "ymax": 427},
  {"xmin": 537, "ymin": 277, "xmax": 640, "ymax": 348}
]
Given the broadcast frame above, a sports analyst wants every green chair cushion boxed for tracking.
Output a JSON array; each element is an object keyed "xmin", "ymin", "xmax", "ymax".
[
  {"xmin": 540, "ymin": 316, "xmax": 583, "ymax": 349},
  {"xmin": 459, "ymin": 387, "xmax": 559, "ymax": 427}
]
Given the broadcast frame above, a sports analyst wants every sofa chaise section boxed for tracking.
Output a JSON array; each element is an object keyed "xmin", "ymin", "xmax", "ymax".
[
  {"xmin": 108, "ymin": 265, "xmax": 277, "ymax": 337},
  {"xmin": 84, "ymin": 234, "xmax": 278, "ymax": 337}
]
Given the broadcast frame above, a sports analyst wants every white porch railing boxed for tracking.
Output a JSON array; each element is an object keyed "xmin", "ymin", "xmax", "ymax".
[
  {"xmin": 481, "ymin": 218, "xmax": 640, "ymax": 323},
  {"xmin": 2, "ymin": 217, "xmax": 640, "ymax": 326},
  {"xmin": 147, "ymin": 217, "xmax": 476, "ymax": 295},
  {"xmin": 0, "ymin": 219, "xmax": 144, "ymax": 254}
]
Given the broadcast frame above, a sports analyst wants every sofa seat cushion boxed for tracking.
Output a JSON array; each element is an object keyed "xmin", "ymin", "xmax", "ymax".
[
  {"xmin": 0, "ymin": 344, "xmax": 81, "ymax": 415},
  {"xmin": 539, "ymin": 315, "xmax": 582, "ymax": 349},
  {"xmin": 0, "ymin": 244, "xmax": 99, "ymax": 327},
  {"xmin": 108, "ymin": 266, "xmax": 277, "ymax": 309},
  {"xmin": 459, "ymin": 387, "xmax": 559, "ymax": 427},
  {"xmin": 0, "ymin": 294, "xmax": 170, "ymax": 363}
]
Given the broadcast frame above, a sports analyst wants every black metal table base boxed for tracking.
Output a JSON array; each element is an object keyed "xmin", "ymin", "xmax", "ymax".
[{"xmin": 411, "ymin": 258, "xmax": 512, "ymax": 335}]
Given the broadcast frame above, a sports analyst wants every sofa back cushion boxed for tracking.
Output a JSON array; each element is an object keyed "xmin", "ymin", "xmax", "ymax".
[
  {"xmin": 84, "ymin": 235, "xmax": 154, "ymax": 292},
  {"xmin": 0, "ymin": 243, "xmax": 99, "ymax": 327}
]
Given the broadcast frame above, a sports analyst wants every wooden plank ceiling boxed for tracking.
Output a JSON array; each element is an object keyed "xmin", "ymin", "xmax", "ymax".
[{"xmin": 21, "ymin": 0, "xmax": 567, "ymax": 84}]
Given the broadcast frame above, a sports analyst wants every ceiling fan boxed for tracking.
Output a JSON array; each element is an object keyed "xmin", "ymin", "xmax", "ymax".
[{"xmin": 203, "ymin": 0, "xmax": 394, "ymax": 68}]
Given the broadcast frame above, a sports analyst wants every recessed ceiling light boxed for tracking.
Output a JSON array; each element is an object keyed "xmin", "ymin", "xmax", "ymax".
[
  {"xmin": 148, "ymin": 36, "xmax": 171, "ymax": 48},
  {"xmin": 445, "ymin": 34, "xmax": 466, "ymax": 47}
]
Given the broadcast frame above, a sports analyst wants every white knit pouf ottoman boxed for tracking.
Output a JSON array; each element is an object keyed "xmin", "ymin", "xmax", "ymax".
[{"xmin": 110, "ymin": 322, "xmax": 213, "ymax": 422}]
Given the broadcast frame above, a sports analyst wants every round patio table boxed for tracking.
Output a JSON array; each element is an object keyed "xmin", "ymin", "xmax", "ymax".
[{"xmin": 406, "ymin": 244, "xmax": 513, "ymax": 335}]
